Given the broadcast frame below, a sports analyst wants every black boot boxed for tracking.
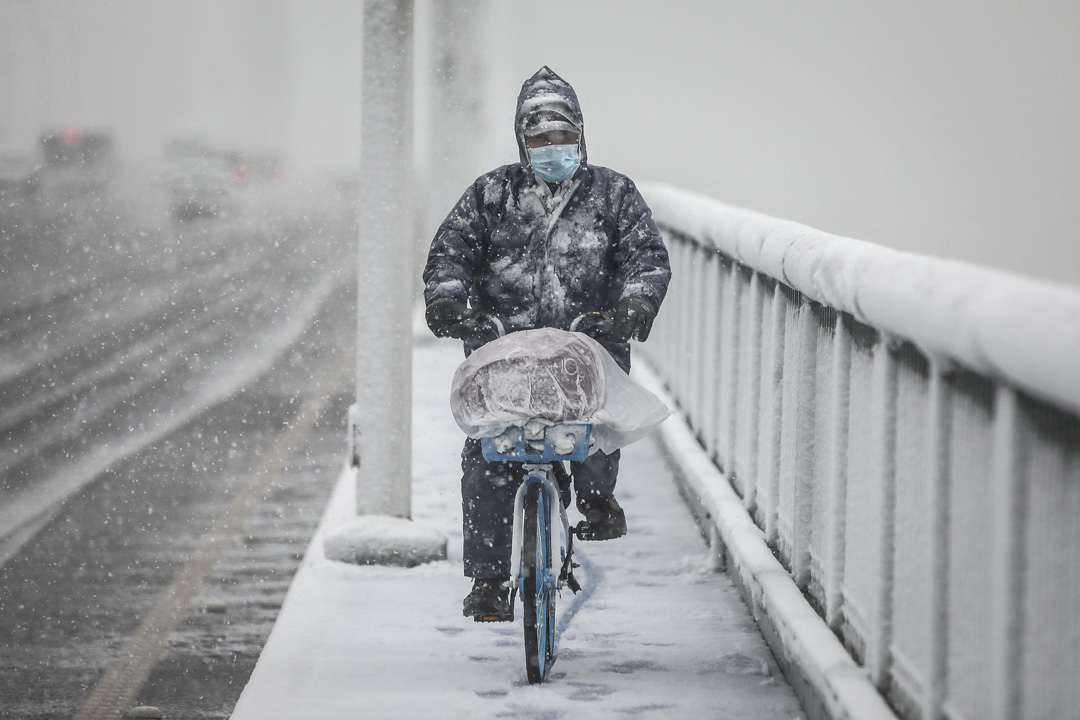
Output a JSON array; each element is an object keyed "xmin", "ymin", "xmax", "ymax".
[
  {"xmin": 576, "ymin": 491, "xmax": 627, "ymax": 541},
  {"xmin": 462, "ymin": 578, "xmax": 513, "ymax": 622}
]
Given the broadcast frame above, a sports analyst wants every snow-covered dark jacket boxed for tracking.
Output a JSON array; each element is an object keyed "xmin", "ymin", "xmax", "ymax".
[{"xmin": 422, "ymin": 66, "xmax": 670, "ymax": 369}]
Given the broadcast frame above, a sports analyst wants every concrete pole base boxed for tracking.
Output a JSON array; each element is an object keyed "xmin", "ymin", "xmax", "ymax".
[{"xmin": 323, "ymin": 515, "xmax": 447, "ymax": 568}]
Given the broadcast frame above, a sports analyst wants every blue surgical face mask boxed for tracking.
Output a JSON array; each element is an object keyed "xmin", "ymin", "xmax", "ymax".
[{"xmin": 528, "ymin": 143, "xmax": 580, "ymax": 184}]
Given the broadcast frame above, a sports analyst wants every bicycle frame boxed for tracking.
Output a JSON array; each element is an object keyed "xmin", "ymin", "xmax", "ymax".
[
  {"xmin": 508, "ymin": 467, "xmax": 570, "ymax": 595},
  {"xmin": 481, "ymin": 422, "xmax": 591, "ymax": 594},
  {"xmin": 479, "ymin": 422, "xmax": 591, "ymax": 682}
]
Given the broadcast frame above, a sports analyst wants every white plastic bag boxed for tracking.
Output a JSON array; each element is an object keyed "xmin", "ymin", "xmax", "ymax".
[{"xmin": 449, "ymin": 328, "xmax": 670, "ymax": 454}]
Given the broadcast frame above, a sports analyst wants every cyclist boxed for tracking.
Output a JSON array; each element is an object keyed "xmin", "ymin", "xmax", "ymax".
[{"xmin": 422, "ymin": 66, "xmax": 671, "ymax": 622}]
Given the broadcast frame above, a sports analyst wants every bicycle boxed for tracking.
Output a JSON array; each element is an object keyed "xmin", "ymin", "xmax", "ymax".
[{"xmin": 480, "ymin": 421, "xmax": 590, "ymax": 684}]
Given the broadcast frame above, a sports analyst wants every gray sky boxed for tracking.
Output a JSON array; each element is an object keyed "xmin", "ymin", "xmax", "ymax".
[{"xmin": 2, "ymin": 1, "xmax": 1077, "ymax": 285}]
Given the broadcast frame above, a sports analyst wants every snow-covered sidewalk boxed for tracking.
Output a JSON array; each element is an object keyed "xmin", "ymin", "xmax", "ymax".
[{"xmin": 230, "ymin": 341, "xmax": 804, "ymax": 720}]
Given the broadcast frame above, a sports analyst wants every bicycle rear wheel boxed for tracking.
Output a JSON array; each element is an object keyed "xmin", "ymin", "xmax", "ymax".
[{"xmin": 521, "ymin": 481, "xmax": 556, "ymax": 684}]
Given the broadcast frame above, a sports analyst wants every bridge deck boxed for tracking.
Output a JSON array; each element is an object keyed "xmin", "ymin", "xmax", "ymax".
[{"xmin": 230, "ymin": 342, "xmax": 804, "ymax": 720}]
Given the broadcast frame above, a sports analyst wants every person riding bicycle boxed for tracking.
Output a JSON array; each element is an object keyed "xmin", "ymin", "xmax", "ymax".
[{"xmin": 422, "ymin": 66, "xmax": 671, "ymax": 622}]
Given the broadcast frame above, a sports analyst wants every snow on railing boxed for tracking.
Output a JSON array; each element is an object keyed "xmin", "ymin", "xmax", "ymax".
[{"xmin": 639, "ymin": 183, "xmax": 1080, "ymax": 720}]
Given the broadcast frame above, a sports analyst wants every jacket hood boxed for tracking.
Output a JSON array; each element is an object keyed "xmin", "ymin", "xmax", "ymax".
[{"xmin": 515, "ymin": 66, "xmax": 587, "ymax": 170}]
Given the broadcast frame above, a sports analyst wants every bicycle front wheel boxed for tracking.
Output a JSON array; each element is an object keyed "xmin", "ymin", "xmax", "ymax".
[{"xmin": 521, "ymin": 481, "xmax": 556, "ymax": 684}]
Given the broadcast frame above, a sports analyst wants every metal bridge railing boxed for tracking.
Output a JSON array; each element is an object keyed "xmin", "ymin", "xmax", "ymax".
[{"xmin": 639, "ymin": 183, "xmax": 1080, "ymax": 720}]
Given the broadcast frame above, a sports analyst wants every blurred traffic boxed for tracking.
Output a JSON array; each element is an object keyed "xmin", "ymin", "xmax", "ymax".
[{"xmin": 0, "ymin": 125, "xmax": 300, "ymax": 232}]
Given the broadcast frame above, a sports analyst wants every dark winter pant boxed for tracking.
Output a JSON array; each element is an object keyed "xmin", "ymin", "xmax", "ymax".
[{"xmin": 460, "ymin": 438, "xmax": 620, "ymax": 579}]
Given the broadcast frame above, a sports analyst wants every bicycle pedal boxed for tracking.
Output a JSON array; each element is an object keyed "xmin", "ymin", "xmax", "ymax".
[
  {"xmin": 475, "ymin": 614, "xmax": 513, "ymax": 623},
  {"xmin": 473, "ymin": 606, "xmax": 514, "ymax": 623}
]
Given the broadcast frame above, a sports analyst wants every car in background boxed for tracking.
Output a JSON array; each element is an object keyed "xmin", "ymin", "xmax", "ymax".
[
  {"xmin": 41, "ymin": 127, "xmax": 113, "ymax": 166},
  {"xmin": 234, "ymin": 153, "xmax": 284, "ymax": 184},
  {"xmin": 37, "ymin": 126, "xmax": 115, "ymax": 198},
  {"xmin": 163, "ymin": 140, "xmax": 286, "ymax": 221},
  {"xmin": 165, "ymin": 153, "xmax": 236, "ymax": 221}
]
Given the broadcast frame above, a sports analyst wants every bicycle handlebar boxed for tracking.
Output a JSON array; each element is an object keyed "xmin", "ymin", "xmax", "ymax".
[
  {"xmin": 570, "ymin": 310, "xmax": 630, "ymax": 342},
  {"xmin": 465, "ymin": 309, "xmax": 629, "ymax": 343}
]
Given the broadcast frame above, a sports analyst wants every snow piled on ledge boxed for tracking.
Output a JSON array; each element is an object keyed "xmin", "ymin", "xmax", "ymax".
[
  {"xmin": 323, "ymin": 514, "xmax": 447, "ymax": 568},
  {"xmin": 641, "ymin": 182, "xmax": 1080, "ymax": 414}
]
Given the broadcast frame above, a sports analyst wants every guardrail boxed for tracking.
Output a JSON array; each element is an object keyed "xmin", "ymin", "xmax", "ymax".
[{"xmin": 639, "ymin": 183, "xmax": 1080, "ymax": 720}]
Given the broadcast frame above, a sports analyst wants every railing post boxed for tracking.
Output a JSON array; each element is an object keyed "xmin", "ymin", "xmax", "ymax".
[
  {"xmin": 869, "ymin": 336, "xmax": 899, "ymax": 688},
  {"xmin": 989, "ymin": 386, "xmax": 1026, "ymax": 720},
  {"xmin": 923, "ymin": 362, "xmax": 953, "ymax": 720},
  {"xmin": 687, "ymin": 244, "xmax": 709, "ymax": 438},
  {"xmin": 705, "ymin": 252, "xmax": 726, "ymax": 463},
  {"xmin": 677, "ymin": 241, "xmax": 696, "ymax": 414},
  {"xmin": 698, "ymin": 251, "xmax": 722, "ymax": 460},
  {"xmin": 759, "ymin": 283, "xmax": 787, "ymax": 544},
  {"xmin": 824, "ymin": 314, "xmax": 852, "ymax": 629},
  {"xmin": 667, "ymin": 237, "xmax": 689, "ymax": 402},
  {"xmin": 721, "ymin": 262, "xmax": 742, "ymax": 483},
  {"xmin": 741, "ymin": 271, "xmax": 765, "ymax": 512},
  {"xmin": 788, "ymin": 299, "xmax": 820, "ymax": 589}
]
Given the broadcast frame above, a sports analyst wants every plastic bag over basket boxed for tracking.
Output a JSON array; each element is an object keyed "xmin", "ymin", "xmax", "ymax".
[{"xmin": 449, "ymin": 328, "xmax": 670, "ymax": 455}]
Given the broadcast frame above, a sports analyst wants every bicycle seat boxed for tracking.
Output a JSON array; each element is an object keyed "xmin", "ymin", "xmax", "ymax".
[{"xmin": 480, "ymin": 422, "xmax": 592, "ymax": 463}]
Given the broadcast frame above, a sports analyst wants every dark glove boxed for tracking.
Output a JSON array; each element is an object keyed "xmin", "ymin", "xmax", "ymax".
[
  {"xmin": 573, "ymin": 310, "xmax": 617, "ymax": 341},
  {"xmin": 459, "ymin": 312, "xmax": 504, "ymax": 344},
  {"xmin": 425, "ymin": 297, "xmax": 469, "ymax": 338},
  {"xmin": 613, "ymin": 297, "xmax": 657, "ymax": 342},
  {"xmin": 426, "ymin": 298, "xmax": 504, "ymax": 342}
]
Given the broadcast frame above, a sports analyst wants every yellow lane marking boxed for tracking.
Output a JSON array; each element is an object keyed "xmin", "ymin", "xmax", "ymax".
[{"xmin": 74, "ymin": 349, "xmax": 353, "ymax": 720}]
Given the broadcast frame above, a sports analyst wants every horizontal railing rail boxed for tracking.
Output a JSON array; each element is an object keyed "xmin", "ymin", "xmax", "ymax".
[{"xmin": 639, "ymin": 183, "xmax": 1080, "ymax": 720}]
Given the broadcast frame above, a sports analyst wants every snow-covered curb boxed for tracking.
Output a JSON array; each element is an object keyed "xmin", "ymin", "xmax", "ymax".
[
  {"xmin": 640, "ymin": 182, "xmax": 1080, "ymax": 415},
  {"xmin": 635, "ymin": 361, "xmax": 898, "ymax": 720}
]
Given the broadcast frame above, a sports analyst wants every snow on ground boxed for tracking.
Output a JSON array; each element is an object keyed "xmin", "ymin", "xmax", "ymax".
[{"xmin": 230, "ymin": 341, "xmax": 804, "ymax": 720}]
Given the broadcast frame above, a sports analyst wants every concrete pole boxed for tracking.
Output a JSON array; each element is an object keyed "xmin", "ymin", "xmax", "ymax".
[
  {"xmin": 426, "ymin": 0, "xmax": 487, "ymax": 240},
  {"xmin": 351, "ymin": 0, "xmax": 415, "ymax": 518},
  {"xmin": 0, "ymin": 5, "xmax": 9, "ymax": 150},
  {"xmin": 329, "ymin": 0, "xmax": 445, "ymax": 568}
]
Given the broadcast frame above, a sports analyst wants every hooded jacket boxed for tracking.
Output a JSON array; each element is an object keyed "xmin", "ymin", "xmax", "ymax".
[{"xmin": 423, "ymin": 67, "xmax": 670, "ymax": 369}]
